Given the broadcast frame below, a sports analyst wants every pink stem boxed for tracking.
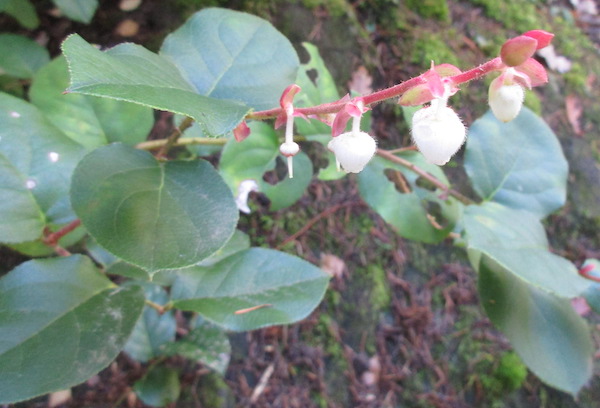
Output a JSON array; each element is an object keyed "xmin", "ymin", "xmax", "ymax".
[{"xmin": 248, "ymin": 58, "xmax": 505, "ymax": 120}]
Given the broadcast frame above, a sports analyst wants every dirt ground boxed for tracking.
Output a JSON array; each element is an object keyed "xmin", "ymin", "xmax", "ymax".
[{"xmin": 2, "ymin": 0, "xmax": 600, "ymax": 407}]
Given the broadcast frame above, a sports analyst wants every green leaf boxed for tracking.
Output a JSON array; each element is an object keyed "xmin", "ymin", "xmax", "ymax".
[
  {"xmin": 61, "ymin": 34, "xmax": 250, "ymax": 137},
  {"xmin": 124, "ymin": 284, "xmax": 176, "ymax": 363},
  {"xmin": 0, "ymin": 155, "xmax": 45, "ymax": 243},
  {"xmin": 358, "ymin": 152, "xmax": 460, "ymax": 243},
  {"xmin": 0, "ymin": 0, "xmax": 39, "ymax": 29},
  {"xmin": 160, "ymin": 8, "xmax": 299, "ymax": 111},
  {"xmin": 464, "ymin": 107, "xmax": 568, "ymax": 218},
  {"xmin": 464, "ymin": 202, "xmax": 590, "ymax": 298},
  {"xmin": 0, "ymin": 34, "xmax": 49, "ymax": 79},
  {"xmin": 294, "ymin": 42, "xmax": 339, "ymax": 137},
  {"xmin": 262, "ymin": 152, "xmax": 313, "ymax": 211},
  {"xmin": 8, "ymin": 223, "xmax": 86, "ymax": 257},
  {"xmin": 0, "ymin": 255, "xmax": 145, "ymax": 404},
  {"xmin": 162, "ymin": 317, "xmax": 230, "ymax": 375},
  {"xmin": 219, "ymin": 122, "xmax": 311, "ymax": 211},
  {"xmin": 134, "ymin": 364, "xmax": 180, "ymax": 407},
  {"xmin": 53, "ymin": 0, "xmax": 97, "ymax": 24},
  {"xmin": 219, "ymin": 122, "xmax": 279, "ymax": 189},
  {"xmin": 198, "ymin": 230, "xmax": 250, "ymax": 267},
  {"xmin": 30, "ymin": 57, "xmax": 153, "ymax": 149},
  {"xmin": 171, "ymin": 248, "xmax": 330, "ymax": 331},
  {"xmin": 478, "ymin": 255, "xmax": 593, "ymax": 395},
  {"xmin": 0, "ymin": 92, "xmax": 87, "ymax": 229},
  {"xmin": 71, "ymin": 143, "xmax": 239, "ymax": 272}
]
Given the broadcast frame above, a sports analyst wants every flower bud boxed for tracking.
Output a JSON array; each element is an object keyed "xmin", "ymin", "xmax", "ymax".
[
  {"xmin": 327, "ymin": 131, "xmax": 376, "ymax": 173},
  {"xmin": 411, "ymin": 102, "xmax": 466, "ymax": 165},
  {"xmin": 279, "ymin": 141, "xmax": 300, "ymax": 157},
  {"xmin": 489, "ymin": 81, "xmax": 524, "ymax": 123}
]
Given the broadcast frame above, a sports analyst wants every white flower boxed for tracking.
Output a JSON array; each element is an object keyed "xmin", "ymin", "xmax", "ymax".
[
  {"xmin": 411, "ymin": 100, "xmax": 466, "ymax": 165},
  {"xmin": 489, "ymin": 82, "xmax": 524, "ymax": 122},
  {"xmin": 328, "ymin": 130, "xmax": 377, "ymax": 173}
]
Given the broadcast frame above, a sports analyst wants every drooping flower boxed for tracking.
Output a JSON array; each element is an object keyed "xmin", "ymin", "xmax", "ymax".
[
  {"xmin": 328, "ymin": 99, "xmax": 377, "ymax": 173},
  {"xmin": 328, "ymin": 130, "xmax": 377, "ymax": 173},
  {"xmin": 488, "ymin": 69, "xmax": 525, "ymax": 122},
  {"xmin": 411, "ymin": 98, "xmax": 466, "ymax": 166}
]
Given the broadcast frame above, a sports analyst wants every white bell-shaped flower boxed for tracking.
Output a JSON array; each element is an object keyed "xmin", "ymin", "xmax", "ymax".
[
  {"xmin": 489, "ymin": 82, "xmax": 524, "ymax": 122},
  {"xmin": 328, "ymin": 130, "xmax": 377, "ymax": 173},
  {"xmin": 411, "ymin": 100, "xmax": 466, "ymax": 166}
]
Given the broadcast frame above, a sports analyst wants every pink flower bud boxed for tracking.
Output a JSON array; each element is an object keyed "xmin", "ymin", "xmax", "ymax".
[
  {"xmin": 233, "ymin": 121, "xmax": 251, "ymax": 142},
  {"xmin": 500, "ymin": 35, "xmax": 538, "ymax": 67},
  {"xmin": 411, "ymin": 101, "xmax": 466, "ymax": 165},
  {"xmin": 523, "ymin": 30, "xmax": 554, "ymax": 49},
  {"xmin": 327, "ymin": 131, "xmax": 377, "ymax": 173}
]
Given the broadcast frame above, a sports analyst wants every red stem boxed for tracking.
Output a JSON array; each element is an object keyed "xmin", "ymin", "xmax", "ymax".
[
  {"xmin": 579, "ymin": 264, "xmax": 600, "ymax": 283},
  {"xmin": 43, "ymin": 219, "xmax": 82, "ymax": 247},
  {"xmin": 247, "ymin": 57, "xmax": 505, "ymax": 120}
]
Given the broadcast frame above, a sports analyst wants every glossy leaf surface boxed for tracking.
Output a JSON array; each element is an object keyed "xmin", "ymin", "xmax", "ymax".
[
  {"xmin": 0, "ymin": 34, "xmax": 49, "ymax": 79},
  {"xmin": 465, "ymin": 108, "xmax": 567, "ymax": 218},
  {"xmin": 171, "ymin": 248, "xmax": 330, "ymax": 331},
  {"xmin": 0, "ymin": 92, "xmax": 86, "ymax": 237},
  {"xmin": 124, "ymin": 284, "xmax": 176, "ymax": 363},
  {"xmin": 464, "ymin": 202, "xmax": 589, "ymax": 298},
  {"xmin": 0, "ymin": 255, "xmax": 145, "ymax": 403},
  {"xmin": 62, "ymin": 34, "xmax": 250, "ymax": 136},
  {"xmin": 358, "ymin": 152, "xmax": 459, "ymax": 243},
  {"xmin": 163, "ymin": 317, "xmax": 230, "ymax": 375},
  {"xmin": 71, "ymin": 144, "xmax": 238, "ymax": 272},
  {"xmin": 160, "ymin": 7, "xmax": 299, "ymax": 110},
  {"xmin": 53, "ymin": 0, "xmax": 98, "ymax": 23},
  {"xmin": 30, "ymin": 57, "xmax": 153, "ymax": 149},
  {"xmin": 478, "ymin": 255, "xmax": 593, "ymax": 395}
]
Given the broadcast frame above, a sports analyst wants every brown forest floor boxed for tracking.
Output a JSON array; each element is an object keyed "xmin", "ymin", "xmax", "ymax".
[{"xmin": 3, "ymin": 0, "xmax": 600, "ymax": 407}]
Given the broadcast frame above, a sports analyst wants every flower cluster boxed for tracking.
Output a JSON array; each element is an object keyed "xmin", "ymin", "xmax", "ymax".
[{"xmin": 238, "ymin": 30, "xmax": 553, "ymax": 181}]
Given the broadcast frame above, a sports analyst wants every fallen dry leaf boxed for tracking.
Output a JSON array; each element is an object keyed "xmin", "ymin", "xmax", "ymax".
[
  {"xmin": 120, "ymin": 0, "xmax": 142, "ymax": 11},
  {"xmin": 348, "ymin": 66, "xmax": 373, "ymax": 96},
  {"xmin": 565, "ymin": 94, "xmax": 584, "ymax": 136},
  {"xmin": 115, "ymin": 19, "xmax": 140, "ymax": 37},
  {"xmin": 48, "ymin": 389, "xmax": 72, "ymax": 408},
  {"xmin": 320, "ymin": 253, "xmax": 346, "ymax": 279}
]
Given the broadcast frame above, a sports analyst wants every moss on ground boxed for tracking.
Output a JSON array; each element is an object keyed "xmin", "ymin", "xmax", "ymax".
[{"xmin": 406, "ymin": 0, "xmax": 450, "ymax": 22}]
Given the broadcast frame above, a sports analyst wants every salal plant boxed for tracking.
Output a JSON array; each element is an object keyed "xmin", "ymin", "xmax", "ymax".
[{"xmin": 0, "ymin": 7, "xmax": 598, "ymax": 404}]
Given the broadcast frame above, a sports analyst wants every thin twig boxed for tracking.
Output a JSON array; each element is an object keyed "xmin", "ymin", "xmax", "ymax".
[
  {"xmin": 250, "ymin": 363, "xmax": 275, "ymax": 404},
  {"xmin": 136, "ymin": 136, "xmax": 227, "ymax": 151},
  {"xmin": 376, "ymin": 149, "xmax": 474, "ymax": 205},
  {"xmin": 144, "ymin": 299, "xmax": 172, "ymax": 315},
  {"xmin": 155, "ymin": 116, "xmax": 194, "ymax": 157},
  {"xmin": 43, "ymin": 219, "xmax": 82, "ymax": 247}
]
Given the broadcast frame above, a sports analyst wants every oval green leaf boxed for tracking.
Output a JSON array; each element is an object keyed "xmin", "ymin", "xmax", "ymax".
[
  {"xmin": 0, "ymin": 92, "xmax": 87, "ymax": 230},
  {"xmin": 463, "ymin": 202, "xmax": 590, "ymax": 298},
  {"xmin": 0, "ymin": 255, "xmax": 145, "ymax": 404},
  {"xmin": 358, "ymin": 152, "xmax": 460, "ymax": 243},
  {"xmin": 171, "ymin": 248, "xmax": 330, "ymax": 331},
  {"xmin": 162, "ymin": 316, "xmax": 230, "ymax": 375},
  {"xmin": 53, "ymin": 0, "xmax": 97, "ymax": 24},
  {"xmin": 134, "ymin": 364, "xmax": 181, "ymax": 407},
  {"xmin": 30, "ymin": 57, "xmax": 153, "ymax": 149},
  {"xmin": 478, "ymin": 255, "xmax": 593, "ymax": 395},
  {"xmin": 160, "ymin": 8, "xmax": 299, "ymax": 111},
  {"xmin": 464, "ymin": 107, "xmax": 568, "ymax": 218},
  {"xmin": 0, "ymin": 155, "xmax": 45, "ymax": 243},
  {"xmin": 124, "ymin": 284, "xmax": 176, "ymax": 363},
  {"xmin": 71, "ymin": 143, "xmax": 239, "ymax": 272},
  {"xmin": 0, "ymin": 0, "xmax": 39, "ymax": 29},
  {"xmin": 61, "ymin": 34, "xmax": 250, "ymax": 137},
  {"xmin": 0, "ymin": 34, "xmax": 49, "ymax": 79}
]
